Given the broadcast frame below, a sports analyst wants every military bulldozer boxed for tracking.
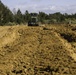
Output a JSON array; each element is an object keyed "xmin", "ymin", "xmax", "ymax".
[{"xmin": 28, "ymin": 13, "xmax": 39, "ymax": 26}]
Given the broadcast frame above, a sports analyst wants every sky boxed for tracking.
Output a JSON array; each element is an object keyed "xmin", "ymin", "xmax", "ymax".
[{"xmin": 1, "ymin": 0, "xmax": 76, "ymax": 14}]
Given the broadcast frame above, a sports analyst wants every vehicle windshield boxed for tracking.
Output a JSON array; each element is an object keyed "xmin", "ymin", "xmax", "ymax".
[{"xmin": 31, "ymin": 18, "xmax": 36, "ymax": 22}]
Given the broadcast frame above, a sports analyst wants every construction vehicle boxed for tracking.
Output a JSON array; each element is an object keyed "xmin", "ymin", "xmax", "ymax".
[{"xmin": 28, "ymin": 13, "xmax": 39, "ymax": 26}]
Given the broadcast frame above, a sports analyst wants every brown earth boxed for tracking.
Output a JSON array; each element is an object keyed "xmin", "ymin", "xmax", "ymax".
[{"xmin": 0, "ymin": 24, "xmax": 76, "ymax": 75}]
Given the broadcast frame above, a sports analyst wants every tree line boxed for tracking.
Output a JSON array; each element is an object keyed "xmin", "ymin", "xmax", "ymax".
[{"xmin": 0, "ymin": 0, "xmax": 76, "ymax": 25}]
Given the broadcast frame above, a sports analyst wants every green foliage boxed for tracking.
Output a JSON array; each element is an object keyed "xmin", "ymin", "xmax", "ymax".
[
  {"xmin": 0, "ymin": 0, "xmax": 76, "ymax": 25},
  {"xmin": 24, "ymin": 10, "xmax": 30, "ymax": 22},
  {"xmin": 14, "ymin": 9, "xmax": 23, "ymax": 24},
  {"xmin": 5, "ymin": 22, "xmax": 16, "ymax": 26},
  {"xmin": 0, "ymin": 0, "xmax": 14, "ymax": 25}
]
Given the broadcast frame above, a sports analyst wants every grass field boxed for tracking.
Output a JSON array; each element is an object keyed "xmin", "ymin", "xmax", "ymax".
[{"xmin": 0, "ymin": 24, "xmax": 76, "ymax": 75}]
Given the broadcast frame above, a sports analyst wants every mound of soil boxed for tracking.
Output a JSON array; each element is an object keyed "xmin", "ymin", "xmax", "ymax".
[{"xmin": 0, "ymin": 25, "xmax": 76, "ymax": 75}]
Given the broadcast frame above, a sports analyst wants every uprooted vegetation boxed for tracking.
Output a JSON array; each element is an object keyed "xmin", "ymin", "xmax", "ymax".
[
  {"xmin": 0, "ymin": 24, "xmax": 76, "ymax": 75},
  {"xmin": 60, "ymin": 32, "xmax": 76, "ymax": 42}
]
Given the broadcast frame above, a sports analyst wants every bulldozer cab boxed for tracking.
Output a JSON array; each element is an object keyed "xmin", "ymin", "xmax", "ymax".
[{"xmin": 28, "ymin": 13, "xmax": 39, "ymax": 26}]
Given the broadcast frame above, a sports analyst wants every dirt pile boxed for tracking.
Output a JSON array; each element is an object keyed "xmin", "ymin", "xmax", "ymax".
[{"xmin": 0, "ymin": 25, "xmax": 76, "ymax": 75}]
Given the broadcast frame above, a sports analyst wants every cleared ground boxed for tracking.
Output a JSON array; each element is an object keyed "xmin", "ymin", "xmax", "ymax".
[{"xmin": 0, "ymin": 24, "xmax": 76, "ymax": 75}]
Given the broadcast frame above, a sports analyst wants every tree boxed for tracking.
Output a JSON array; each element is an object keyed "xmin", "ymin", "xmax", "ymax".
[
  {"xmin": 0, "ymin": 0, "xmax": 14, "ymax": 25},
  {"xmin": 14, "ymin": 9, "xmax": 23, "ymax": 24},
  {"xmin": 38, "ymin": 12, "xmax": 47, "ymax": 23},
  {"xmin": 24, "ymin": 10, "xmax": 31, "ymax": 22}
]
